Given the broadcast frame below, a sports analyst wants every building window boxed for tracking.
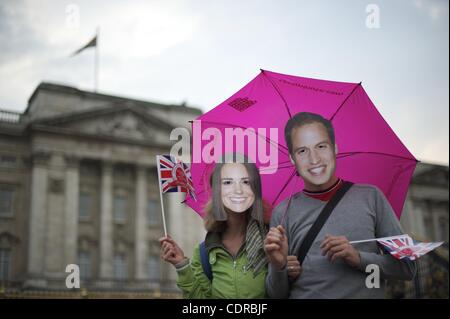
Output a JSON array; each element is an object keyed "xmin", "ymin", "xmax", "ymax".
[
  {"xmin": 0, "ymin": 187, "xmax": 14, "ymax": 217},
  {"xmin": 79, "ymin": 192, "xmax": 92, "ymax": 221},
  {"xmin": 113, "ymin": 253, "xmax": 128, "ymax": 280},
  {"xmin": 147, "ymin": 199, "xmax": 160, "ymax": 226},
  {"xmin": 0, "ymin": 248, "xmax": 11, "ymax": 281},
  {"xmin": 80, "ymin": 160, "xmax": 100, "ymax": 177},
  {"xmin": 113, "ymin": 195, "xmax": 127, "ymax": 223},
  {"xmin": 148, "ymin": 255, "xmax": 161, "ymax": 281},
  {"xmin": 78, "ymin": 251, "xmax": 91, "ymax": 279},
  {"xmin": 0, "ymin": 155, "xmax": 17, "ymax": 167}
]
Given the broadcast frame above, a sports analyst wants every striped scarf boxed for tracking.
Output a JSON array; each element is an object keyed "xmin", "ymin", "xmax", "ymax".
[{"xmin": 245, "ymin": 219, "xmax": 268, "ymax": 277}]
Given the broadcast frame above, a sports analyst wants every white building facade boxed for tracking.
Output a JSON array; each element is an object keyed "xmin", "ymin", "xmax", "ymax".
[{"xmin": 0, "ymin": 83, "xmax": 205, "ymax": 296}]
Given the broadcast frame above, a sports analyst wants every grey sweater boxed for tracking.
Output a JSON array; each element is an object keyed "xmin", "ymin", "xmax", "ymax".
[{"xmin": 266, "ymin": 184, "xmax": 416, "ymax": 299}]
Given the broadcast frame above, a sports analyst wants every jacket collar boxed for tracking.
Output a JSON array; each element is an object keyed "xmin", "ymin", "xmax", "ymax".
[{"xmin": 204, "ymin": 232, "xmax": 223, "ymax": 253}]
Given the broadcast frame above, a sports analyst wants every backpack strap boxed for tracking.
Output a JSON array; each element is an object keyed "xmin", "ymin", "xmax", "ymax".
[
  {"xmin": 297, "ymin": 181, "xmax": 354, "ymax": 265},
  {"xmin": 199, "ymin": 241, "xmax": 213, "ymax": 281}
]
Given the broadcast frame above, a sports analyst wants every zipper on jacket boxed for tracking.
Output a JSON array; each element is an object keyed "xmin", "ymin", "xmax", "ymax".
[{"xmin": 210, "ymin": 241, "xmax": 246, "ymax": 298}]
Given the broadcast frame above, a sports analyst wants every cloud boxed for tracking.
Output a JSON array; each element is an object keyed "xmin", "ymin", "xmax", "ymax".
[
  {"xmin": 1, "ymin": 0, "xmax": 201, "ymax": 63},
  {"xmin": 421, "ymin": 139, "xmax": 449, "ymax": 165},
  {"xmin": 100, "ymin": 2, "xmax": 201, "ymax": 60},
  {"xmin": 413, "ymin": 0, "xmax": 449, "ymax": 21},
  {"xmin": 0, "ymin": 0, "xmax": 202, "ymax": 110}
]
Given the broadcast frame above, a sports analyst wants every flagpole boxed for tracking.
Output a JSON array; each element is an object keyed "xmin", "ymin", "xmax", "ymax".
[
  {"xmin": 156, "ymin": 155, "xmax": 168, "ymax": 237},
  {"xmin": 349, "ymin": 239, "xmax": 378, "ymax": 244},
  {"xmin": 94, "ymin": 26, "xmax": 99, "ymax": 92},
  {"xmin": 350, "ymin": 234, "xmax": 410, "ymax": 244}
]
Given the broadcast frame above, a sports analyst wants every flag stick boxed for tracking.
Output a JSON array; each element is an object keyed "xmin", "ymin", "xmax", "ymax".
[
  {"xmin": 156, "ymin": 155, "xmax": 168, "ymax": 237},
  {"xmin": 94, "ymin": 26, "xmax": 99, "ymax": 92},
  {"xmin": 349, "ymin": 238, "xmax": 378, "ymax": 244},
  {"xmin": 350, "ymin": 234, "xmax": 410, "ymax": 244}
]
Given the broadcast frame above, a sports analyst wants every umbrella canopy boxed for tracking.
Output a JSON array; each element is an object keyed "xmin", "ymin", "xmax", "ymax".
[{"xmin": 185, "ymin": 69, "xmax": 417, "ymax": 219}]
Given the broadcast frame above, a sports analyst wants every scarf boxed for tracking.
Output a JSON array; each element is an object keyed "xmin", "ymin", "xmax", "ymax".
[{"xmin": 245, "ymin": 219, "xmax": 268, "ymax": 277}]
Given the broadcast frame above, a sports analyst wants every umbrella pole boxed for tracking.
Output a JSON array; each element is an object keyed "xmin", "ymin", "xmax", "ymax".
[
  {"xmin": 279, "ymin": 176, "xmax": 299, "ymax": 227},
  {"xmin": 279, "ymin": 194, "xmax": 293, "ymax": 228}
]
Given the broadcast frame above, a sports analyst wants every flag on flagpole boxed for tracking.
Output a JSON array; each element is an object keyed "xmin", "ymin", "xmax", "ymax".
[
  {"xmin": 351, "ymin": 234, "xmax": 444, "ymax": 261},
  {"xmin": 158, "ymin": 155, "xmax": 196, "ymax": 201},
  {"xmin": 69, "ymin": 27, "xmax": 100, "ymax": 91},
  {"xmin": 71, "ymin": 35, "xmax": 97, "ymax": 57}
]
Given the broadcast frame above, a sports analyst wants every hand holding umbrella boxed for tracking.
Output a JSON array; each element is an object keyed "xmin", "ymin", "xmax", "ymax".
[{"xmin": 264, "ymin": 225, "xmax": 289, "ymax": 270}]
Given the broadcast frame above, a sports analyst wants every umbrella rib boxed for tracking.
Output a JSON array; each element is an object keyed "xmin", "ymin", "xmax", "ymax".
[
  {"xmin": 261, "ymin": 70, "xmax": 293, "ymax": 118},
  {"xmin": 337, "ymin": 151, "xmax": 418, "ymax": 162},
  {"xmin": 194, "ymin": 119, "xmax": 291, "ymax": 156},
  {"xmin": 271, "ymin": 169, "xmax": 297, "ymax": 206},
  {"xmin": 329, "ymin": 82, "xmax": 362, "ymax": 121}
]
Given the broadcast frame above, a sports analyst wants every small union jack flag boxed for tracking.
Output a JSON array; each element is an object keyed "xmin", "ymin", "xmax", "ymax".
[
  {"xmin": 157, "ymin": 155, "xmax": 196, "ymax": 201},
  {"xmin": 377, "ymin": 235, "xmax": 444, "ymax": 261}
]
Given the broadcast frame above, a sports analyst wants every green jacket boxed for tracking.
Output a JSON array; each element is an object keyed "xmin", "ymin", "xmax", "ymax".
[{"xmin": 176, "ymin": 232, "xmax": 267, "ymax": 298}]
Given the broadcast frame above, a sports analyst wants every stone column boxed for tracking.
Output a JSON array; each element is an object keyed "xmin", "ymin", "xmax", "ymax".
[
  {"xmin": 64, "ymin": 155, "xmax": 80, "ymax": 267},
  {"xmin": 44, "ymin": 154, "xmax": 66, "ymax": 278},
  {"xmin": 99, "ymin": 161, "xmax": 113, "ymax": 279},
  {"xmin": 402, "ymin": 195, "xmax": 425, "ymax": 239},
  {"xmin": 26, "ymin": 151, "xmax": 50, "ymax": 286},
  {"xmin": 431, "ymin": 200, "xmax": 440, "ymax": 241},
  {"xmin": 134, "ymin": 164, "xmax": 148, "ymax": 280}
]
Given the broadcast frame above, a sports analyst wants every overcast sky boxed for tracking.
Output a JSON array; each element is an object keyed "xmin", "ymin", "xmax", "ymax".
[{"xmin": 0, "ymin": 0, "xmax": 448, "ymax": 165}]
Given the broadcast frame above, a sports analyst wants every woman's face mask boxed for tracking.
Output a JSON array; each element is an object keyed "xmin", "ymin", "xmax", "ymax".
[{"xmin": 220, "ymin": 163, "xmax": 255, "ymax": 214}]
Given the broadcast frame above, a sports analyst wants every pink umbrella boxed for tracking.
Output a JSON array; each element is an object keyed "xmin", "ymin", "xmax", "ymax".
[{"xmin": 185, "ymin": 69, "xmax": 417, "ymax": 220}]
